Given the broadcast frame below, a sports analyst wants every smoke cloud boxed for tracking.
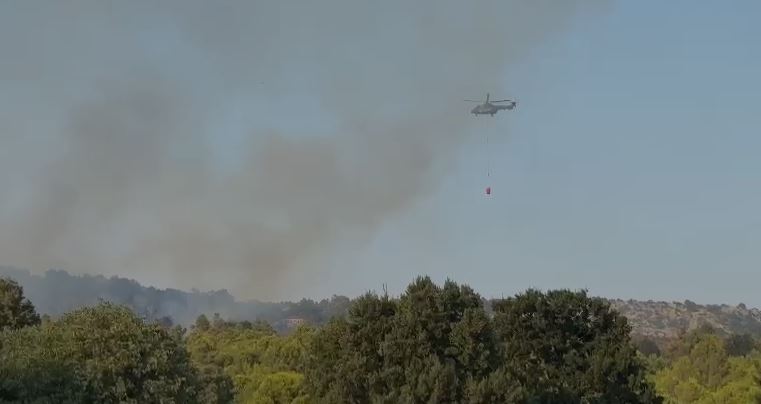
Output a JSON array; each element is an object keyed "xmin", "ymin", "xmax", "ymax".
[{"xmin": 0, "ymin": 1, "xmax": 606, "ymax": 299}]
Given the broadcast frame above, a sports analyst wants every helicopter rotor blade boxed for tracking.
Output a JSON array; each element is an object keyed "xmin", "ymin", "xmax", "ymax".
[{"xmin": 491, "ymin": 99, "xmax": 514, "ymax": 103}]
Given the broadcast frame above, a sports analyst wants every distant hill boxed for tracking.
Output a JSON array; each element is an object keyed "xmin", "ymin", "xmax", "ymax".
[
  {"xmin": 607, "ymin": 298, "xmax": 761, "ymax": 339},
  {"xmin": 3, "ymin": 267, "xmax": 761, "ymax": 339},
  {"xmin": 0, "ymin": 267, "xmax": 350, "ymax": 332}
]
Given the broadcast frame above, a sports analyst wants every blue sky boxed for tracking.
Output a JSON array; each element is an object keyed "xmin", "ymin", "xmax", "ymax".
[
  {"xmin": 1, "ymin": 1, "xmax": 760, "ymax": 304},
  {"xmin": 325, "ymin": 1, "xmax": 761, "ymax": 304}
]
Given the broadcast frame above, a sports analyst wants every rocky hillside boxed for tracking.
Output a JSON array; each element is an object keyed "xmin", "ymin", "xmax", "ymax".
[{"xmin": 607, "ymin": 299, "xmax": 761, "ymax": 339}]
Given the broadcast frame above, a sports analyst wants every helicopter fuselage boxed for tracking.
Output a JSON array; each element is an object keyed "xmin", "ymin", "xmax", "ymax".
[{"xmin": 471, "ymin": 102, "xmax": 515, "ymax": 116}]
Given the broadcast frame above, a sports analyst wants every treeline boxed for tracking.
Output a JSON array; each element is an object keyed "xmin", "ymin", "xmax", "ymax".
[
  {"xmin": 2, "ymin": 275, "xmax": 761, "ymax": 403},
  {"xmin": 0, "ymin": 267, "xmax": 351, "ymax": 330},
  {"xmin": 9, "ymin": 267, "xmax": 761, "ymax": 341}
]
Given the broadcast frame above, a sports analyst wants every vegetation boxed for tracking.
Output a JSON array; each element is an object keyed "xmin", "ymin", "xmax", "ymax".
[
  {"xmin": 0, "ymin": 277, "xmax": 40, "ymax": 330},
  {"xmin": 0, "ymin": 267, "xmax": 351, "ymax": 331},
  {"xmin": 652, "ymin": 327, "xmax": 761, "ymax": 403},
  {"xmin": 185, "ymin": 316, "xmax": 313, "ymax": 403},
  {"xmin": 2, "ymin": 274, "xmax": 761, "ymax": 402},
  {"xmin": 0, "ymin": 303, "xmax": 199, "ymax": 403},
  {"xmin": 7, "ymin": 267, "xmax": 761, "ymax": 340},
  {"xmin": 300, "ymin": 278, "xmax": 656, "ymax": 402}
]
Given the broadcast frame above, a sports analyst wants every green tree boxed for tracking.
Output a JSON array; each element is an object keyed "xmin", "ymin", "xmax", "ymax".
[
  {"xmin": 307, "ymin": 276, "xmax": 497, "ymax": 402},
  {"xmin": 710, "ymin": 355, "xmax": 761, "ymax": 403},
  {"xmin": 196, "ymin": 314, "xmax": 211, "ymax": 331},
  {"xmin": 725, "ymin": 333, "xmax": 756, "ymax": 357},
  {"xmin": 654, "ymin": 332, "xmax": 761, "ymax": 403},
  {"xmin": 242, "ymin": 371, "xmax": 308, "ymax": 404},
  {"xmin": 491, "ymin": 289, "xmax": 661, "ymax": 403},
  {"xmin": 186, "ymin": 320, "xmax": 310, "ymax": 404},
  {"xmin": 0, "ymin": 325, "xmax": 83, "ymax": 403},
  {"xmin": 0, "ymin": 277, "xmax": 40, "ymax": 330},
  {"xmin": 0, "ymin": 302, "xmax": 201, "ymax": 403},
  {"xmin": 377, "ymin": 278, "xmax": 497, "ymax": 402},
  {"xmin": 305, "ymin": 291, "xmax": 398, "ymax": 402},
  {"xmin": 306, "ymin": 278, "xmax": 659, "ymax": 403},
  {"xmin": 634, "ymin": 337, "xmax": 662, "ymax": 356},
  {"xmin": 464, "ymin": 368, "xmax": 527, "ymax": 403},
  {"xmin": 195, "ymin": 366, "xmax": 236, "ymax": 404},
  {"xmin": 663, "ymin": 325, "xmax": 717, "ymax": 361}
]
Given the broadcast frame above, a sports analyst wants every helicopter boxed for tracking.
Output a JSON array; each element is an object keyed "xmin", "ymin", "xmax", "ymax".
[{"xmin": 465, "ymin": 93, "xmax": 517, "ymax": 116}]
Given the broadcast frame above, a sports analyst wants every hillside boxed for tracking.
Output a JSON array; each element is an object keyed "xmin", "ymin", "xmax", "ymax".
[
  {"xmin": 607, "ymin": 298, "xmax": 761, "ymax": 339},
  {"xmin": 3, "ymin": 267, "xmax": 761, "ymax": 338}
]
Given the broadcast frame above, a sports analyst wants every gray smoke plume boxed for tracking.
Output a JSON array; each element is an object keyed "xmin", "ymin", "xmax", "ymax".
[{"xmin": 0, "ymin": 1, "xmax": 607, "ymax": 299}]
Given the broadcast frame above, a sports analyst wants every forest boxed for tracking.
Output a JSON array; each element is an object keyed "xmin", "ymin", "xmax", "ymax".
[
  {"xmin": 0, "ymin": 267, "xmax": 352, "ymax": 332},
  {"xmin": 2, "ymin": 275, "xmax": 761, "ymax": 403}
]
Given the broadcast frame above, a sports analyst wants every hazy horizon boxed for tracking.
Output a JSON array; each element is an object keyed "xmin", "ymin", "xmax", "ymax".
[
  {"xmin": 3, "ymin": 266, "xmax": 757, "ymax": 310},
  {"xmin": 2, "ymin": 1, "xmax": 760, "ymax": 305}
]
